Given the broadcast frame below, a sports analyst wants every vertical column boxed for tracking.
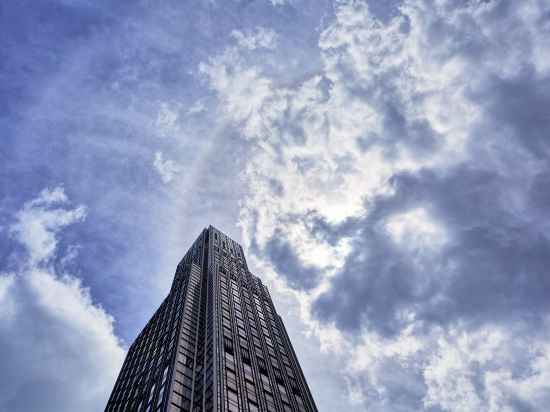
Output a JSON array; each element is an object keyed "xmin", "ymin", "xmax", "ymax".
[{"xmin": 166, "ymin": 262, "xmax": 202, "ymax": 412}]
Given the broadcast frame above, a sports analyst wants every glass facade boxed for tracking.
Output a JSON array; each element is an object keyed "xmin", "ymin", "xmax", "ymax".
[{"xmin": 105, "ymin": 226, "xmax": 318, "ymax": 412}]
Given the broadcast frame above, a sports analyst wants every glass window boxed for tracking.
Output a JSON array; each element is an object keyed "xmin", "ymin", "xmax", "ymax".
[{"xmin": 248, "ymin": 400, "xmax": 259, "ymax": 412}]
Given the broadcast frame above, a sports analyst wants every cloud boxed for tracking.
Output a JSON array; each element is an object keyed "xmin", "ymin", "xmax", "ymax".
[
  {"xmin": 422, "ymin": 324, "xmax": 550, "ymax": 412},
  {"xmin": 264, "ymin": 232, "xmax": 321, "ymax": 290},
  {"xmin": 9, "ymin": 187, "xmax": 86, "ymax": 265},
  {"xmin": 268, "ymin": 0, "xmax": 289, "ymax": 6},
  {"xmin": 312, "ymin": 164, "xmax": 550, "ymax": 336},
  {"xmin": 153, "ymin": 151, "xmax": 181, "ymax": 183},
  {"xmin": 341, "ymin": 320, "xmax": 550, "ymax": 412},
  {"xmin": 186, "ymin": 100, "xmax": 206, "ymax": 116},
  {"xmin": 5, "ymin": 0, "xmax": 550, "ymax": 410},
  {"xmin": 155, "ymin": 102, "xmax": 181, "ymax": 137},
  {"xmin": 0, "ymin": 187, "xmax": 125, "ymax": 412},
  {"xmin": 231, "ymin": 27, "xmax": 278, "ymax": 50},
  {"xmin": 199, "ymin": 44, "xmax": 281, "ymax": 141},
  {"xmin": 201, "ymin": 0, "xmax": 550, "ymax": 410}
]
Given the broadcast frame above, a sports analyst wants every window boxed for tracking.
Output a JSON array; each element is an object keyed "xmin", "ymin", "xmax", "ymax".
[
  {"xmin": 282, "ymin": 401, "xmax": 292, "ymax": 412},
  {"xmin": 261, "ymin": 374, "xmax": 271, "ymax": 391},
  {"xmin": 157, "ymin": 385, "xmax": 165, "ymax": 407},
  {"xmin": 264, "ymin": 391, "xmax": 276, "ymax": 411},
  {"xmin": 257, "ymin": 357, "xmax": 267, "ymax": 375},
  {"xmin": 226, "ymin": 368, "xmax": 237, "ymax": 391},
  {"xmin": 227, "ymin": 388, "xmax": 239, "ymax": 408},
  {"xmin": 248, "ymin": 400, "xmax": 259, "ymax": 412},
  {"xmin": 241, "ymin": 347, "xmax": 251, "ymax": 364},
  {"xmin": 224, "ymin": 337, "xmax": 234, "ymax": 354},
  {"xmin": 245, "ymin": 380, "xmax": 256, "ymax": 395},
  {"xmin": 226, "ymin": 369, "xmax": 237, "ymax": 382},
  {"xmin": 148, "ymin": 383, "xmax": 156, "ymax": 403},
  {"xmin": 295, "ymin": 394, "xmax": 306, "ymax": 410},
  {"xmin": 243, "ymin": 363, "xmax": 253, "ymax": 381},
  {"xmin": 225, "ymin": 351, "xmax": 235, "ymax": 366},
  {"xmin": 161, "ymin": 365, "xmax": 169, "ymax": 384}
]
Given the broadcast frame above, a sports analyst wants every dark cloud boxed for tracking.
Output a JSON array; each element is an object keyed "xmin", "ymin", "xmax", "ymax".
[
  {"xmin": 312, "ymin": 156, "xmax": 550, "ymax": 336},
  {"xmin": 348, "ymin": 369, "xmax": 438, "ymax": 412},
  {"xmin": 468, "ymin": 67, "xmax": 550, "ymax": 158},
  {"xmin": 272, "ymin": 1, "xmax": 550, "ymax": 344},
  {"xmin": 357, "ymin": 101, "xmax": 442, "ymax": 159},
  {"xmin": 304, "ymin": 211, "xmax": 360, "ymax": 246},
  {"xmin": 263, "ymin": 231, "xmax": 321, "ymax": 290},
  {"xmin": 230, "ymin": 1, "xmax": 550, "ymax": 410},
  {"xmin": 530, "ymin": 170, "xmax": 550, "ymax": 211}
]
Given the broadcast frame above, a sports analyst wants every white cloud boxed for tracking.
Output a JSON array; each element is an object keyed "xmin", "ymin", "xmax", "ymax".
[
  {"xmin": 0, "ymin": 187, "xmax": 125, "ymax": 412},
  {"xmin": 199, "ymin": 48, "xmax": 279, "ymax": 141},
  {"xmin": 268, "ymin": 0, "xmax": 289, "ymax": 6},
  {"xmin": 186, "ymin": 100, "xmax": 206, "ymax": 116},
  {"xmin": 385, "ymin": 207, "xmax": 447, "ymax": 250},
  {"xmin": 155, "ymin": 102, "xmax": 182, "ymax": 137},
  {"xmin": 423, "ymin": 325, "xmax": 550, "ymax": 412},
  {"xmin": 326, "ymin": 322, "xmax": 550, "ymax": 412},
  {"xmin": 10, "ymin": 187, "xmax": 86, "ymax": 265},
  {"xmin": 153, "ymin": 151, "xmax": 181, "ymax": 183},
  {"xmin": 231, "ymin": 27, "xmax": 278, "ymax": 50}
]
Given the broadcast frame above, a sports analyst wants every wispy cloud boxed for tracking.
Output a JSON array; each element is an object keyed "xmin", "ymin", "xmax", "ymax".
[
  {"xmin": 186, "ymin": 100, "xmax": 206, "ymax": 116},
  {"xmin": 153, "ymin": 151, "xmax": 181, "ymax": 184},
  {"xmin": 231, "ymin": 27, "xmax": 278, "ymax": 50},
  {"xmin": 10, "ymin": 187, "xmax": 87, "ymax": 265}
]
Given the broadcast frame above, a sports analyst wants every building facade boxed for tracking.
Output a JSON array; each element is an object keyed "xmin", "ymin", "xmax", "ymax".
[{"xmin": 105, "ymin": 226, "xmax": 318, "ymax": 412}]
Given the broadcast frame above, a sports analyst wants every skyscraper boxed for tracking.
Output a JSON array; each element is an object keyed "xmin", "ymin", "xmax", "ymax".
[{"xmin": 106, "ymin": 226, "xmax": 318, "ymax": 412}]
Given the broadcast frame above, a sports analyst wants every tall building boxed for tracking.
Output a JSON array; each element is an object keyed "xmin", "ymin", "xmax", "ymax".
[{"xmin": 106, "ymin": 226, "xmax": 318, "ymax": 412}]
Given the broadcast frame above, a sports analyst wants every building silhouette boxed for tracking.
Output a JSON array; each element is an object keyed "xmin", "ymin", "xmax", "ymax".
[{"xmin": 106, "ymin": 226, "xmax": 318, "ymax": 412}]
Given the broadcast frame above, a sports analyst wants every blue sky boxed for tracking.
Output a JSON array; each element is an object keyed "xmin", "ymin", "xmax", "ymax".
[{"xmin": 1, "ymin": 0, "xmax": 550, "ymax": 411}]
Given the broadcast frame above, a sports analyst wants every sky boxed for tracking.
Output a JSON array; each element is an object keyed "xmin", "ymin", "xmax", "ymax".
[{"xmin": 1, "ymin": 0, "xmax": 550, "ymax": 411}]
